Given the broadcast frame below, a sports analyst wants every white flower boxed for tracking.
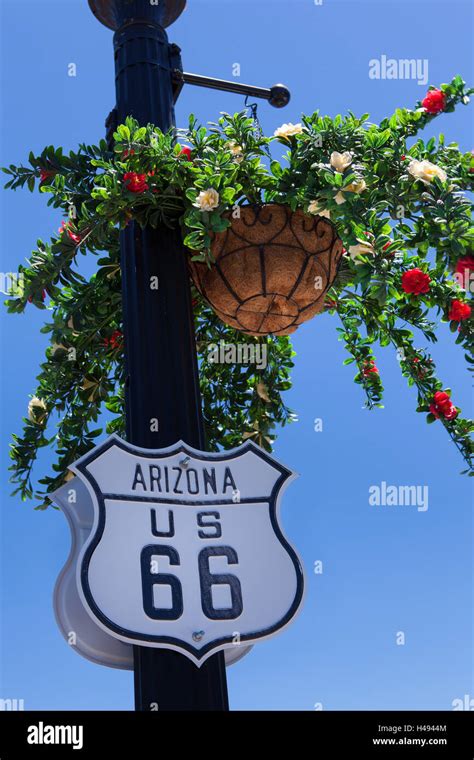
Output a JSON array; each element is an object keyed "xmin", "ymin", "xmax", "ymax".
[
  {"xmin": 348, "ymin": 241, "xmax": 375, "ymax": 260},
  {"xmin": 274, "ymin": 123, "xmax": 304, "ymax": 140},
  {"xmin": 28, "ymin": 396, "xmax": 48, "ymax": 424},
  {"xmin": 307, "ymin": 201, "xmax": 331, "ymax": 218},
  {"xmin": 344, "ymin": 178, "xmax": 367, "ymax": 194},
  {"xmin": 227, "ymin": 141, "xmax": 244, "ymax": 164},
  {"xmin": 227, "ymin": 140, "xmax": 244, "ymax": 158},
  {"xmin": 407, "ymin": 159, "xmax": 447, "ymax": 184},
  {"xmin": 330, "ymin": 151, "xmax": 353, "ymax": 173},
  {"xmin": 194, "ymin": 188, "xmax": 220, "ymax": 212},
  {"xmin": 334, "ymin": 178, "xmax": 367, "ymax": 205}
]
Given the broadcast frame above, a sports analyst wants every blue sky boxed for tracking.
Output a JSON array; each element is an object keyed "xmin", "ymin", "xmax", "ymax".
[{"xmin": 0, "ymin": 0, "xmax": 472, "ymax": 710}]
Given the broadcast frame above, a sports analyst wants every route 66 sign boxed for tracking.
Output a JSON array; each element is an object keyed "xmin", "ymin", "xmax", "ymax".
[{"xmin": 69, "ymin": 434, "xmax": 304, "ymax": 666}]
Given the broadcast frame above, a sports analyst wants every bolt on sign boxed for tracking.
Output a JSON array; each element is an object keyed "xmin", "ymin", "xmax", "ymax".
[{"xmin": 58, "ymin": 435, "xmax": 305, "ymax": 665}]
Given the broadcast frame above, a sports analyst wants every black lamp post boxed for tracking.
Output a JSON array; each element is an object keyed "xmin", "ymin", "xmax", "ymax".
[{"xmin": 87, "ymin": 0, "xmax": 289, "ymax": 711}]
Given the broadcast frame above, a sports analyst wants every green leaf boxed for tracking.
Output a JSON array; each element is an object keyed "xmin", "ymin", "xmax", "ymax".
[{"xmin": 117, "ymin": 124, "xmax": 131, "ymax": 141}]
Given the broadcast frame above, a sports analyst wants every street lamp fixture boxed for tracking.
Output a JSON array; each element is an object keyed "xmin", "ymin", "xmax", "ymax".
[{"xmin": 88, "ymin": 0, "xmax": 187, "ymax": 29}]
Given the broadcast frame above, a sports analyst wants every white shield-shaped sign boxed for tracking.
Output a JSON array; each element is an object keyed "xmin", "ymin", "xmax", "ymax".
[
  {"xmin": 52, "ymin": 477, "xmax": 251, "ymax": 669},
  {"xmin": 71, "ymin": 434, "xmax": 304, "ymax": 666}
]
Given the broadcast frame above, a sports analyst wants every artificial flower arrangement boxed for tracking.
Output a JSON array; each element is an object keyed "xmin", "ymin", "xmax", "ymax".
[{"xmin": 3, "ymin": 75, "xmax": 473, "ymax": 509}]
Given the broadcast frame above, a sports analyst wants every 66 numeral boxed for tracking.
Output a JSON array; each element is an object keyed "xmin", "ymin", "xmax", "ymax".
[{"xmin": 141, "ymin": 544, "xmax": 243, "ymax": 621}]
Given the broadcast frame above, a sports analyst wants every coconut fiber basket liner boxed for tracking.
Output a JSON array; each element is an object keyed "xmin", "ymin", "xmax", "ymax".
[{"xmin": 188, "ymin": 204, "xmax": 344, "ymax": 336}]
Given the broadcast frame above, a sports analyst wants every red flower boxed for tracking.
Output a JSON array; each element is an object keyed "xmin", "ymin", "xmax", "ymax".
[
  {"xmin": 68, "ymin": 230, "xmax": 81, "ymax": 244},
  {"xmin": 382, "ymin": 242, "xmax": 398, "ymax": 258},
  {"xmin": 104, "ymin": 330, "xmax": 123, "ymax": 350},
  {"xmin": 122, "ymin": 149, "xmax": 135, "ymax": 159},
  {"xmin": 421, "ymin": 88, "xmax": 446, "ymax": 115},
  {"xmin": 448, "ymin": 299, "xmax": 471, "ymax": 321},
  {"xmin": 433, "ymin": 391, "xmax": 450, "ymax": 407},
  {"xmin": 401, "ymin": 268, "xmax": 431, "ymax": 295},
  {"xmin": 455, "ymin": 255, "xmax": 474, "ymax": 288},
  {"xmin": 39, "ymin": 169, "xmax": 56, "ymax": 183},
  {"xmin": 362, "ymin": 361, "xmax": 379, "ymax": 377},
  {"xmin": 429, "ymin": 391, "xmax": 458, "ymax": 421},
  {"xmin": 442, "ymin": 405, "xmax": 458, "ymax": 420},
  {"xmin": 123, "ymin": 172, "xmax": 149, "ymax": 193},
  {"xmin": 411, "ymin": 357, "xmax": 426, "ymax": 378},
  {"xmin": 179, "ymin": 145, "xmax": 192, "ymax": 161},
  {"xmin": 110, "ymin": 330, "xmax": 122, "ymax": 349},
  {"xmin": 59, "ymin": 221, "xmax": 81, "ymax": 244}
]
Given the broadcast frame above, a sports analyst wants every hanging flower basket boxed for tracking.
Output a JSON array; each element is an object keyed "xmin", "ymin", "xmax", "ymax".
[
  {"xmin": 2, "ymin": 74, "xmax": 474, "ymax": 508},
  {"xmin": 188, "ymin": 204, "xmax": 344, "ymax": 336}
]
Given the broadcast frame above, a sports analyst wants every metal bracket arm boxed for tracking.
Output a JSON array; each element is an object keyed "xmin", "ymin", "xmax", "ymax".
[{"xmin": 171, "ymin": 69, "xmax": 290, "ymax": 108}]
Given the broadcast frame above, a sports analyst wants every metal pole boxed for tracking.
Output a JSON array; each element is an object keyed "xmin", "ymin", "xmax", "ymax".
[{"xmin": 88, "ymin": 0, "xmax": 229, "ymax": 711}]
